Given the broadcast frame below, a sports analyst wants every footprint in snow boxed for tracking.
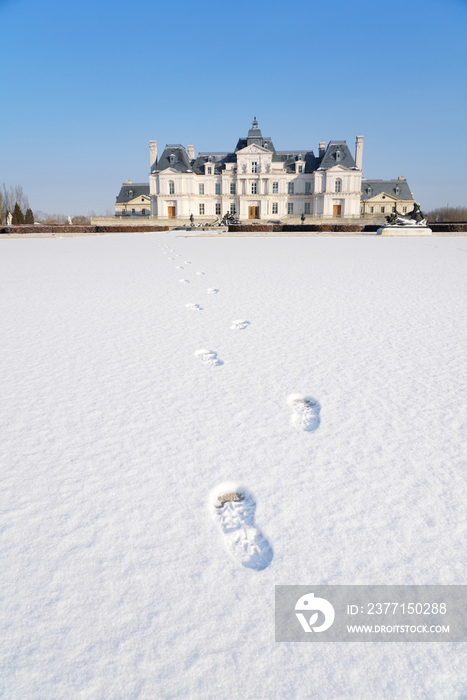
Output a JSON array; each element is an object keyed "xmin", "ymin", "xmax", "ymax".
[
  {"xmin": 210, "ymin": 483, "xmax": 273, "ymax": 571},
  {"xmin": 196, "ymin": 271, "xmax": 205, "ymax": 276},
  {"xmin": 186, "ymin": 303, "xmax": 203, "ymax": 311},
  {"xmin": 288, "ymin": 394, "xmax": 321, "ymax": 432},
  {"xmin": 176, "ymin": 266, "xmax": 184, "ymax": 269},
  {"xmin": 179, "ymin": 279, "xmax": 190, "ymax": 283},
  {"xmin": 207, "ymin": 288, "xmax": 219, "ymax": 294},
  {"xmin": 167, "ymin": 257, "xmax": 174, "ymax": 260},
  {"xmin": 230, "ymin": 320, "xmax": 250, "ymax": 331},
  {"xmin": 195, "ymin": 349, "xmax": 223, "ymax": 366},
  {"xmin": 185, "ymin": 261, "xmax": 191, "ymax": 264}
]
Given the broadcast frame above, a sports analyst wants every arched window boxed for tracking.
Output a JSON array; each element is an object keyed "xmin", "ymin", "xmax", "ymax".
[
  {"xmin": 168, "ymin": 181, "xmax": 175, "ymax": 194},
  {"xmin": 335, "ymin": 179, "xmax": 342, "ymax": 193}
]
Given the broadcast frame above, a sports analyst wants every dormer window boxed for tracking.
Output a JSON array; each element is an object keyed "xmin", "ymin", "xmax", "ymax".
[
  {"xmin": 207, "ymin": 166, "xmax": 212, "ymax": 174},
  {"xmin": 395, "ymin": 186, "xmax": 400, "ymax": 196},
  {"xmin": 335, "ymin": 149, "xmax": 341, "ymax": 161},
  {"xmin": 298, "ymin": 165, "xmax": 303, "ymax": 173},
  {"xmin": 126, "ymin": 190, "xmax": 133, "ymax": 198},
  {"xmin": 169, "ymin": 153, "xmax": 175, "ymax": 166},
  {"xmin": 366, "ymin": 187, "xmax": 371, "ymax": 195}
]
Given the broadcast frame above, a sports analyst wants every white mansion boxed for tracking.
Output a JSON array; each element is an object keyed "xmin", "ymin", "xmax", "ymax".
[{"xmin": 114, "ymin": 119, "xmax": 415, "ymax": 222}]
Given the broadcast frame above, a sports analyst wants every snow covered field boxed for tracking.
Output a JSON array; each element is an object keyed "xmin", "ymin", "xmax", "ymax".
[{"xmin": 1, "ymin": 232, "xmax": 467, "ymax": 699}]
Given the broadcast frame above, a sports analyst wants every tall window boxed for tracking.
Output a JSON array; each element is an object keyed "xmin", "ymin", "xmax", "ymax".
[
  {"xmin": 199, "ymin": 183, "xmax": 204, "ymax": 195},
  {"xmin": 215, "ymin": 203, "xmax": 221, "ymax": 215},
  {"xmin": 272, "ymin": 182, "xmax": 279, "ymax": 194},
  {"xmin": 142, "ymin": 208, "xmax": 146, "ymax": 215},
  {"xmin": 335, "ymin": 179, "xmax": 342, "ymax": 193},
  {"xmin": 272, "ymin": 203, "xmax": 278, "ymax": 214},
  {"xmin": 169, "ymin": 181, "xmax": 174, "ymax": 194},
  {"xmin": 230, "ymin": 182, "xmax": 236, "ymax": 195},
  {"xmin": 370, "ymin": 206, "xmax": 374, "ymax": 213},
  {"xmin": 230, "ymin": 203, "xmax": 236, "ymax": 214},
  {"xmin": 304, "ymin": 203, "xmax": 311, "ymax": 214},
  {"xmin": 251, "ymin": 162, "xmax": 258, "ymax": 173},
  {"xmin": 288, "ymin": 182, "xmax": 294, "ymax": 194},
  {"xmin": 251, "ymin": 182, "xmax": 258, "ymax": 194},
  {"xmin": 207, "ymin": 167, "xmax": 212, "ymax": 174},
  {"xmin": 305, "ymin": 182, "xmax": 312, "ymax": 194},
  {"xmin": 381, "ymin": 206, "xmax": 385, "ymax": 213},
  {"xmin": 298, "ymin": 165, "xmax": 303, "ymax": 173},
  {"xmin": 287, "ymin": 203, "xmax": 294, "ymax": 215},
  {"xmin": 403, "ymin": 207, "xmax": 407, "ymax": 213},
  {"xmin": 199, "ymin": 204, "xmax": 205, "ymax": 215},
  {"xmin": 215, "ymin": 183, "xmax": 221, "ymax": 195}
]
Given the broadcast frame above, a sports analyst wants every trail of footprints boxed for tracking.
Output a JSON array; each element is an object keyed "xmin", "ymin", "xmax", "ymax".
[{"xmin": 161, "ymin": 235, "xmax": 320, "ymax": 572}]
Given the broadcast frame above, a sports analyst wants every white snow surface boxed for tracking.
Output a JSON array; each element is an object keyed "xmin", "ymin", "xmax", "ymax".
[{"xmin": 1, "ymin": 232, "xmax": 467, "ymax": 699}]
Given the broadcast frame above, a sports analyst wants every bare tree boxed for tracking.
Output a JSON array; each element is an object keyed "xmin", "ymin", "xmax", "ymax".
[
  {"xmin": 426, "ymin": 206, "xmax": 467, "ymax": 223},
  {"xmin": 1, "ymin": 184, "xmax": 30, "ymax": 223}
]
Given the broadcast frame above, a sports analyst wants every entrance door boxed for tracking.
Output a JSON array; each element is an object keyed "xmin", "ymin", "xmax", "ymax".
[
  {"xmin": 248, "ymin": 206, "xmax": 259, "ymax": 219},
  {"xmin": 168, "ymin": 206, "xmax": 176, "ymax": 219},
  {"xmin": 333, "ymin": 204, "xmax": 342, "ymax": 218}
]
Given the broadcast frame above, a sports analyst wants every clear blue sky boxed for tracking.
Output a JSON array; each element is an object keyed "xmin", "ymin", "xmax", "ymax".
[{"xmin": 1, "ymin": 0, "xmax": 466, "ymax": 216}]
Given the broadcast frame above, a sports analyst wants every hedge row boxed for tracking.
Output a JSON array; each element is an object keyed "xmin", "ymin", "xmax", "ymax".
[
  {"xmin": 429, "ymin": 223, "xmax": 467, "ymax": 232},
  {"xmin": 0, "ymin": 225, "xmax": 170, "ymax": 234},
  {"xmin": 228, "ymin": 224, "xmax": 373, "ymax": 233}
]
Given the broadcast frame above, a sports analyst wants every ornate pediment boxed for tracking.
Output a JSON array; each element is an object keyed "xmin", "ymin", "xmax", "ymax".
[
  {"xmin": 366, "ymin": 192, "xmax": 398, "ymax": 202},
  {"xmin": 236, "ymin": 144, "xmax": 270, "ymax": 155}
]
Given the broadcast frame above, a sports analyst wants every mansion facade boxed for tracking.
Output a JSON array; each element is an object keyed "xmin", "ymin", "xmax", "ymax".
[{"xmin": 115, "ymin": 119, "xmax": 415, "ymax": 222}]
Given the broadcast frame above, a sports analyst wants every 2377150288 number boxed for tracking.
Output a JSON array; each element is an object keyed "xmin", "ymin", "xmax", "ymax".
[{"xmin": 367, "ymin": 603, "xmax": 447, "ymax": 615}]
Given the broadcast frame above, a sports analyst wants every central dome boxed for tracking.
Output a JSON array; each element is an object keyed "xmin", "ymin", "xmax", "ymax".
[{"xmin": 247, "ymin": 117, "xmax": 263, "ymax": 144}]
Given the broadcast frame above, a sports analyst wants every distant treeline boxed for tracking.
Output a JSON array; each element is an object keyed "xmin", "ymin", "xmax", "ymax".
[{"xmin": 426, "ymin": 206, "xmax": 467, "ymax": 223}]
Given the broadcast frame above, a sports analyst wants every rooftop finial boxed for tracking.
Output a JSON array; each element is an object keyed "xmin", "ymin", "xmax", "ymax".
[{"xmin": 252, "ymin": 116, "xmax": 258, "ymax": 128}]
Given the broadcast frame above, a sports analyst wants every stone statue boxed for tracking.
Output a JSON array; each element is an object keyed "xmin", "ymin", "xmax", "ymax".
[
  {"xmin": 67, "ymin": 216, "xmax": 73, "ymax": 225},
  {"xmin": 300, "ymin": 213, "xmax": 305, "ymax": 224},
  {"xmin": 385, "ymin": 202, "xmax": 427, "ymax": 227},
  {"xmin": 7, "ymin": 211, "xmax": 12, "ymax": 225},
  {"xmin": 220, "ymin": 212, "xmax": 240, "ymax": 226},
  {"xmin": 190, "ymin": 213, "xmax": 194, "ymax": 226}
]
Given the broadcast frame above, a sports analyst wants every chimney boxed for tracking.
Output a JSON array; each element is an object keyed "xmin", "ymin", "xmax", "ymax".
[
  {"xmin": 126, "ymin": 179, "xmax": 132, "ymax": 184},
  {"xmin": 187, "ymin": 144, "xmax": 195, "ymax": 161},
  {"xmin": 150, "ymin": 140, "xmax": 158, "ymax": 170},
  {"xmin": 319, "ymin": 141, "xmax": 326, "ymax": 158},
  {"xmin": 398, "ymin": 175, "xmax": 404, "ymax": 181},
  {"xmin": 355, "ymin": 135, "xmax": 364, "ymax": 170}
]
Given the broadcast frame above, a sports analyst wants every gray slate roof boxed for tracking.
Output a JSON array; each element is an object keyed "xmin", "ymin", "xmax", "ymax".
[
  {"xmin": 153, "ymin": 145, "xmax": 192, "ymax": 173},
  {"xmin": 116, "ymin": 183, "xmax": 150, "ymax": 203},
  {"xmin": 318, "ymin": 142, "xmax": 357, "ymax": 170},
  {"xmin": 273, "ymin": 151, "xmax": 320, "ymax": 173},
  {"xmin": 361, "ymin": 179, "xmax": 413, "ymax": 201},
  {"xmin": 150, "ymin": 123, "xmax": 358, "ymax": 177}
]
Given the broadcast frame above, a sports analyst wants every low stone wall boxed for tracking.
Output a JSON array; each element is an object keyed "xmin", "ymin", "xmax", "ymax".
[{"xmin": 0, "ymin": 225, "xmax": 170, "ymax": 234}]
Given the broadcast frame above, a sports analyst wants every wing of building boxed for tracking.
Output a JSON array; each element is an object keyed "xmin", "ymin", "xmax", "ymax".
[
  {"xmin": 146, "ymin": 119, "xmax": 364, "ymax": 222},
  {"xmin": 360, "ymin": 178, "xmax": 415, "ymax": 218}
]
